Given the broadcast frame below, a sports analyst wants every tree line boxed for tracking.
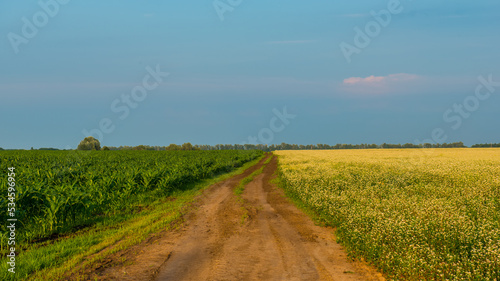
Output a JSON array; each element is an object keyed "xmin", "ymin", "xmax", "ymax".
[
  {"xmin": 4, "ymin": 140, "xmax": 499, "ymax": 151},
  {"xmin": 99, "ymin": 142, "xmax": 468, "ymax": 152},
  {"xmin": 471, "ymin": 143, "xmax": 500, "ymax": 148}
]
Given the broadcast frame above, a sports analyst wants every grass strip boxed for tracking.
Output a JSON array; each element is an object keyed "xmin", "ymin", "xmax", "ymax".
[
  {"xmin": 234, "ymin": 159, "xmax": 268, "ymax": 198},
  {"xmin": 233, "ymin": 155, "xmax": 270, "ymax": 225}
]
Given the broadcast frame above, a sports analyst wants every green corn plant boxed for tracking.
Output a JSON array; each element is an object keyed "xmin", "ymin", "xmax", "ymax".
[{"xmin": 0, "ymin": 149, "xmax": 264, "ymax": 244}]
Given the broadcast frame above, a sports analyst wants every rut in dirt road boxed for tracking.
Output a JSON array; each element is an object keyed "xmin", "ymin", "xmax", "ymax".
[{"xmin": 153, "ymin": 155, "xmax": 385, "ymax": 281}]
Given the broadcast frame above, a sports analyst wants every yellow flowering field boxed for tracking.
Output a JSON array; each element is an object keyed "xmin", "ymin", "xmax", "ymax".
[{"xmin": 275, "ymin": 149, "xmax": 500, "ymax": 280}]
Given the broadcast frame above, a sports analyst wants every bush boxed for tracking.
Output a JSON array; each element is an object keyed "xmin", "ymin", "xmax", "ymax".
[{"xmin": 77, "ymin": 137, "xmax": 101, "ymax": 151}]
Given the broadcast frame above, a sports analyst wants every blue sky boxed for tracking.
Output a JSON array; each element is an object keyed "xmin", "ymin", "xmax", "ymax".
[{"xmin": 1, "ymin": 0, "xmax": 499, "ymax": 149}]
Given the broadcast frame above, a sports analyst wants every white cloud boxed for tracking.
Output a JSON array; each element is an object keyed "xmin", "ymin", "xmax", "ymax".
[
  {"xmin": 341, "ymin": 73, "xmax": 421, "ymax": 95},
  {"xmin": 344, "ymin": 73, "xmax": 419, "ymax": 86}
]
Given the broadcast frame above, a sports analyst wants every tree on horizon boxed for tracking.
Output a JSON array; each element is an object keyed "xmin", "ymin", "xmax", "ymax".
[{"xmin": 77, "ymin": 137, "xmax": 101, "ymax": 151}]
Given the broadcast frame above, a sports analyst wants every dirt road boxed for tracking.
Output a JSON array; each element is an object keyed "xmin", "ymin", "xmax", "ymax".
[{"xmin": 92, "ymin": 155, "xmax": 385, "ymax": 281}]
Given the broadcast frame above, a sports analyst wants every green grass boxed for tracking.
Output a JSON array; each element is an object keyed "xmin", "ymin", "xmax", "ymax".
[
  {"xmin": 233, "ymin": 155, "xmax": 270, "ymax": 225},
  {"xmin": 0, "ymin": 152, "xmax": 265, "ymax": 281},
  {"xmin": 234, "ymin": 160, "xmax": 267, "ymax": 198},
  {"xmin": 263, "ymin": 155, "xmax": 272, "ymax": 165}
]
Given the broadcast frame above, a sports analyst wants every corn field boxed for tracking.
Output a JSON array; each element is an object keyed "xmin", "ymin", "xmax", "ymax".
[
  {"xmin": 275, "ymin": 149, "xmax": 500, "ymax": 280},
  {"xmin": 0, "ymin": 150, "xmax": 262, "ymax": 246}
]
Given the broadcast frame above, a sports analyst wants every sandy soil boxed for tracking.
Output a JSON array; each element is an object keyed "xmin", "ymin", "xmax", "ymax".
[{"xmin": 88, "ymin": 155, "xmax": 385, "ymax": 281}]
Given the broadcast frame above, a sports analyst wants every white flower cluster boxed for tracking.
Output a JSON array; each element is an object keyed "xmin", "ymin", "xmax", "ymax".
[{"xmin": 275, "ymin": 149, "xmax": 500, "ymax": 280}]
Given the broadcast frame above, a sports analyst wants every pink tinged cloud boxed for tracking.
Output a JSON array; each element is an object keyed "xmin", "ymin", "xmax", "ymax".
[
  {"xmin": 341, "ymin": 73, "xmax": 421, "ymax": 95},
  {"xmin": 343, "ymin": 73, "xmax": 419, "ymax": 85}
]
